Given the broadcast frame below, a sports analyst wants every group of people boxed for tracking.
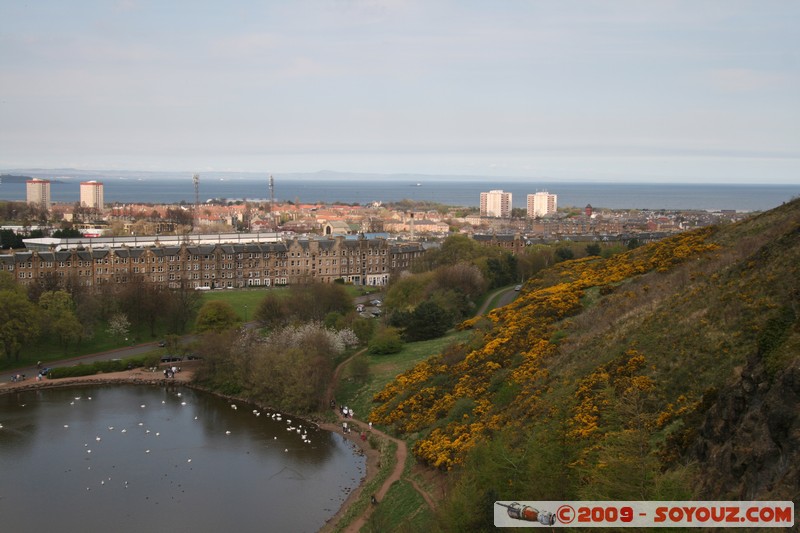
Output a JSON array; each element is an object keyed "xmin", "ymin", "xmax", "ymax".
[
  {"xmin": 10, "ymin": 373, "xmax": 26, "ymax": 383},
  {"xmin": 163, "ymin": 365, "xmax": 180, "ymax": 379},
  {"xmin": 338, "ymin": 404, "xmax": 355, "ymax": 419}
]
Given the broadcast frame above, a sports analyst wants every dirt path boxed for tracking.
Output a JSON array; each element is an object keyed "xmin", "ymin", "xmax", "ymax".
[
  {"xmin": 321, "ymin": 350, "xmax": 437, "ymax": 533},
  {"xmin": 0, "ymin": 366, "xmax": 194, "ymax": 393}
]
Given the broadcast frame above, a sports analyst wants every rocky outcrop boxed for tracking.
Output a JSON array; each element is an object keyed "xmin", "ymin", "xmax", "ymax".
[{"xmin": 690, "ymin": 355, "xmax": 800, "ymax": 502}]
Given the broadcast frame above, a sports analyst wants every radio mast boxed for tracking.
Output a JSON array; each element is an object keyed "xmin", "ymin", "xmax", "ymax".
[
  {"xmin": 269, "ymin": 175, "xmax": 275, "ymax": 227},
  {"xmin": 192, "ymin": 173, "xmax": 200, "ymax": 230}
]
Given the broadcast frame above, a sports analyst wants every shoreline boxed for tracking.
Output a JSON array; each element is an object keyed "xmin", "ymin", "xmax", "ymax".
[{"xmin": 0, "ymin": 367, "xmax": 379, "ymax": 532}]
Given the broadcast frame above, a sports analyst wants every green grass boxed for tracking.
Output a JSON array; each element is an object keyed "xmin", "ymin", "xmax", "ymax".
[
  {"xmin": 332, "ymin": 439, "xmax": 398, "ymax": 532},
  {"xmin": 200, "ymin": 287, "xmax": 286, "ymax": 320},
  {"xmin": 343, "ymin": 285, "xmax": 382, "ymax": 298},
  {"xmin": 364, "ymin": 479, "xmax": 433, "ymax": 533},
  {"xmin": 335, "ymin": 330, "xmax": 470, "ymax": 425},
  {"xmin": 199, "ymin": 285, "xmax": 380, "ymax": 320}
]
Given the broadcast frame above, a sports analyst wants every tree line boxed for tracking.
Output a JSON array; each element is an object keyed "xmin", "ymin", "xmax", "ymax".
[{"xmin": 0, "ymin": 271, "xmax": 202, "ymax": 364}]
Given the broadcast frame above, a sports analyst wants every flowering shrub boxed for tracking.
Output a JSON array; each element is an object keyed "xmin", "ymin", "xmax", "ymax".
[
  {"xmin": 370, "ymin": 228, "xmax": 720, "ymax": 469},
  {"xmin": 267, "ymin": 321, "xmax": 351, "ymax": 355}
]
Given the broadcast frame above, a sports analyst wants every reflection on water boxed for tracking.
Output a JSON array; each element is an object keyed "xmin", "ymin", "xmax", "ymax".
[{"xmin": 0, "ymin": 385, "xmax": 364, "ymax": 533}]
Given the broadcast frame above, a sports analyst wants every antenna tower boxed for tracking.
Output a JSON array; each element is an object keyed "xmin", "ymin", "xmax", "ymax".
[
  {"xmin": 192, "ymin": 173, "xmax": 200, "ymax": 229},
  {"xmin": 269, "ymin": 175, "xmax": 275, "ymax": 227}
]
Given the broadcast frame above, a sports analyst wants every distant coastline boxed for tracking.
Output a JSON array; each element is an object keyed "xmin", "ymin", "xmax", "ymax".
[{"xmin": 1, "ymin": 169, "xmax": 797, "ymax": 212}]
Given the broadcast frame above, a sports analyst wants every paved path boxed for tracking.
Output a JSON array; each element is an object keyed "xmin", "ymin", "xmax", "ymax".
[
  {"xmin": 475, "ymin": 285, "xmax": 518, "ymax": 316},
  {"xmin": 0, "ymin": 341, "xmax": 163, "ymax": 384}
]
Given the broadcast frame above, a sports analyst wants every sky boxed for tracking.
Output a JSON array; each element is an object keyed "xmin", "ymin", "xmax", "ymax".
[{"xmin": 1, "ymin": 0, "xmax": 799, "ymax": 184}]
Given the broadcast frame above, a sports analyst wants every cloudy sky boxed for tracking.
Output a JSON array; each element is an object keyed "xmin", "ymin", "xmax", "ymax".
[{"xmin": 1, "ymin": 1, "xmax": 798, "ymax": 183}]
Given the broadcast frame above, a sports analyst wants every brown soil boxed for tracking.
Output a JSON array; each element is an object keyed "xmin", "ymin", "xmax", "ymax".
[
  {"xmin": 319, "ymin": 350, "xmax": 441, "ymax": 532},
  {"xmin": 0, "ymin": 366, "xmax": 194, "ymax": 393}
]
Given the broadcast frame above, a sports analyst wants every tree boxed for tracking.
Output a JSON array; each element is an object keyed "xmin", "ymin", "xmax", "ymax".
[
  {"xmin": 433, "ymin": 263, "xmax": 486, "ymax": 299},
  {"xmin": 384, "ymin": 271, "xmax": 435, "ymax": 311},
  {"xmin": 351, "ymin": 317, "xmax": 376, "ymax": 344},
  {"xmin": 0, "ymin": 229, "xmax": 25, "ymax": 249},
  {"xmin": 482, "ymin": 253, "xmax": 517, "ymax": 288},
  {"xmin": 253, "ymin": 283, "xmax": 353, "ymax": 328},
  {"xmin": 163, "ymin": 333, "xmax": 181, "ymax": 354},
  {"xmin": 254, "ymin": 292, "xmax": 288, "ymax": 328},
  {"xmin": 368, "ymin": 326, "xmax": 404, "ymax": 355},
  {"xmin": 283, "ymin": 283, "xmax": 352, "ymax": 322},
  {"xmin": 39, "ymin": 290, "xmax": 83, "ymax": 351},
  {"xmin": 163, "ymin": 283, "xmax": 202, "ymax": 334},
  {"xmin": 195, "ymin": 300, "xmax": 240, "ymax": 333},
  {"xmin": 107, "ymin": 313, "xmax": 131, "ymax": 339},
  {"xmin": 0, "ymin": 273, "xmax": 40, "ymax": 361},
  {"xmin": 118, "ymin": 277, "xmax": 171, "ymax": 336},
  {"xmin": 555, "ymin": 246, "xmax": 575, "ymax": 262},
  {"xmin": 403, "ymin": 301, "xmax": 452, "ymax": 341},
  {"xmin": 423, "ymin": 234, "xmax": 485, "ymax": 269},
  {"xmin": 52, "ymin": 228, "xmax": 83, "ymax": 238},
  {"xmin": 510, "ymin": 207, "xmax": 527, "ymax": 218},
  {"xmin": 585, "ymin": 243, "xmax": 602, "ymax": 256}
]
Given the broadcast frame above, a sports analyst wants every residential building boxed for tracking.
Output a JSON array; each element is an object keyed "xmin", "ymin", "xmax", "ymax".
[
  {"xmin": 26, "ymin": 179, "xmax": 51, "ymax": 209},
  {"xmin": 80, "ymin": 180, "xmax": 104, "ymax": 209},
  {"xmin": 479, "ymin": 190, "xmax": 512, "ymax": 218},
  {"xmin": 527, "ymin": 191, "xmax": 557, "ymax": 218},
  {"xmin": 3, "ymin": 234, "xmax": 425, "ymax": 289}
]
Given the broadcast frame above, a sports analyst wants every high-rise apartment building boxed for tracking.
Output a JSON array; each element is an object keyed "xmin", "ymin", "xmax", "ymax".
[
  {"xmin": 26, "ymin": 179, "xmax": 51, "ymax": 209},
  {"xmin": 479, "ymin": 190, "xmax": 512, "ymax": 218},
  {"xmin": 527, "ymin": 191, "xmax": 557, "ymax": 218},
  {"xmin": 80, "ymin": 180, "xmax": 104, "ymax": 209}
]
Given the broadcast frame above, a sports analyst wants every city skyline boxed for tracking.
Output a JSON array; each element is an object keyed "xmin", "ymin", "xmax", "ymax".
[{"xmin": 1, "ymin": 1, "xmax": 799, "ymax": 184}]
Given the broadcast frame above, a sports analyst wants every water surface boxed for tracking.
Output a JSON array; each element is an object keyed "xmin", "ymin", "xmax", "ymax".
[{"xmin": 0, "ymin": 385, "xmax": 364, "ymax": 533}]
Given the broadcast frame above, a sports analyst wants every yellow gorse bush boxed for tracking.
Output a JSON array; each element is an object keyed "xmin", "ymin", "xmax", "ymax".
[{"xmin": 370, "ymin": 228, "xmax": 719, "ymax": 469}]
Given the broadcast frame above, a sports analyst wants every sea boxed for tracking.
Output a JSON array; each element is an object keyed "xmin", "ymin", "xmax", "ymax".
[{"xmin": 1, "ymin": 171, "xmax": 798, "ymax": 212}]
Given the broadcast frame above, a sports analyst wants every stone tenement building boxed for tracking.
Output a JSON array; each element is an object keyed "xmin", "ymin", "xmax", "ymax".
[{"xmin": 0, "ymin": 236, "xmax": 424, "ymax": 290}]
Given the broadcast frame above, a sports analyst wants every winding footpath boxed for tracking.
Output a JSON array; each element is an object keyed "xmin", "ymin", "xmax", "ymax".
[
  {"xmin": 325, "ymin": 288, "xmax": 517, "ymax": 531},
  {"xmin": 321, "ymin": 351, "xmax": 436, "ymax": 533}
]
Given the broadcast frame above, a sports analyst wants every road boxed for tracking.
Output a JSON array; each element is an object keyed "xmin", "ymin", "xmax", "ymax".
[
  {"xmin": 0, "ymin": 341, "xmax": 168, "ymax": 384},
  {"xmin": 475, "ymin": 285, "xmax": 519, "ymax": 316}
]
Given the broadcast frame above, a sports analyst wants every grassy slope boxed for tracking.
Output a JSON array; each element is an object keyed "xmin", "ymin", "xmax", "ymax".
[
  {"xmin": 366, "ymin": 198, "xmax": 800, "ymax": 529},
  {"xmin": 335, "ymin": 331, "xmax": 470, "ymax": 425}
]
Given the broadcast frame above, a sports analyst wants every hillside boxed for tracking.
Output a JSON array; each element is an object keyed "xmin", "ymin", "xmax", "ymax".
[
  {"xmin": 368, "ymin": 198, "xmax": 800, "ymax": 529},
  {"xmin": 0, "ymin": 174, "xmax": 33, "ymax": 183}
]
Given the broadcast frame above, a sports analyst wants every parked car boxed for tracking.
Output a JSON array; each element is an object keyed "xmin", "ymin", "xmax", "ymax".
[
  {"xmin": 157, "ymin": 340, "xmax": 166, "ymax": 347},
  {"xmin": 160, "ymin": 355, "xmax": 182, "ymax": 363},
  {"xmin": 514, "ymin": 284, "xmax": 522, "ymax": 291}
]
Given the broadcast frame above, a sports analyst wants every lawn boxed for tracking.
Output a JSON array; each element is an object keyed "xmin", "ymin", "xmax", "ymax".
[
  {"xmin": 199, "ymin": 285, "xmax": 380, "ymax": 320},
  {"xmin": 200, "ymin": 287, "xmax": 284, "ymax": 320}
]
